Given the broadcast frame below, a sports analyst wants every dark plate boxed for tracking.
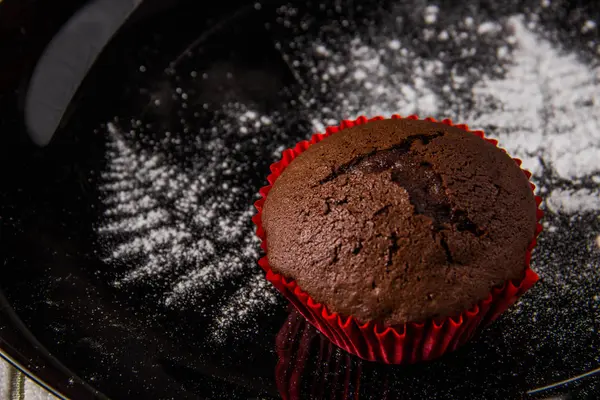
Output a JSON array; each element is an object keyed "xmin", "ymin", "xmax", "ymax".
[{"xmin": 1, "ymin": 0, "xmax": 600, "ymax": 399}]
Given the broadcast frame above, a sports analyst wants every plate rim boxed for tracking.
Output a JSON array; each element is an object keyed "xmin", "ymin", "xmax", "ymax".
[
  {"xmin": 0, "ymin": 346, "xmax": 66, "ymax": 399},
  {"xmin": 0, "ymin": 289, "xmax": 106, "ymax": 400}
]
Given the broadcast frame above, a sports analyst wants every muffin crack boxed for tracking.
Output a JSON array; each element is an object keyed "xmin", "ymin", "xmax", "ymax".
[
  {"xmin": 320, "ymin": 130, "xmax": 485, "ymax": 263},
  {"xmin": 340, "ymin": 131, "xmax": 484, "ymax": 238},
  {"xmin": 438, "ymin": 232, "xmax": 462, "ymax": 265},
  {"xmin": 386, "ymin": 232, "xmax": 400, "ymax": 268},
  {"xmin": 319, "ymin": 132, "xmax": 444, "ymax": 184}
]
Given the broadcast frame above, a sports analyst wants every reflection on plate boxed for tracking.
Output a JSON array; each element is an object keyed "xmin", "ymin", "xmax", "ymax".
[{"xmin": 275, "ymin": 309, "xmax": 600, "ymax": 399}]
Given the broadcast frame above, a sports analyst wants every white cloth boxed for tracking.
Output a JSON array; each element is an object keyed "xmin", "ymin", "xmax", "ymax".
[{"xmin": 0, "ymin": 360, "xmax": 57, "ymax": 400}]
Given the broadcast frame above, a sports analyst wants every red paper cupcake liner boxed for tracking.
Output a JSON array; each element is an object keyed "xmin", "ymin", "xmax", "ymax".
[{"xmin": 254, "ymin": 114, "xmax": 544, "ymax": 364}]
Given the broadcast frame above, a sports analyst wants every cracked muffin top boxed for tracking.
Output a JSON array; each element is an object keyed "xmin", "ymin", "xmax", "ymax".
[{"xmin": 261, "ymin": 118, "xmax": 537, "ymax": 326}]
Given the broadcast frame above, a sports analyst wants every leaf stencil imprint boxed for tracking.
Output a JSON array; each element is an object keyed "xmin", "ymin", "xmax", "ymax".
[
  {"xmin": 469, "ymin": 16, "xmax": 600, "ymax": 214},
  {"xmin": 98, "ymin": 122, "xmax": 279, "ymax": 336}
]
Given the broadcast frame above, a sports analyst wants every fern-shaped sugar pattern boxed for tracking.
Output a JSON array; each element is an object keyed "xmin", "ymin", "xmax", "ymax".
[{"xmin": 469, "ymin": 16, "xmax": 600, "ymax": 213}]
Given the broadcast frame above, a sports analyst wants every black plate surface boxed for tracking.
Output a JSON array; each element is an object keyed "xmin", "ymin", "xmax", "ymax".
[{"xmin": 1, "ymin": 0, "xmax": 600, "ymax": 399}]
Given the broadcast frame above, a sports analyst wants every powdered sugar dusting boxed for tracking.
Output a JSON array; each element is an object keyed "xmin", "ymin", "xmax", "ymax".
[
  {"xmin": 469, "ymin": 16, "xmax": 600, "ymax": 212},
  {"xmin": 424, "ymin": 5, "xmax": 439, "ymax": 25},
  {"xmin": 210, "ymin": 274, "xmax": 279, "ymax": 342},
  {"xmin": 546, "ymin": 188, "xmax": 600, "ymax": 213},
  {"xmin": 306, "ymin": 36, "xmax": 440, "ymax": 126},
  {"xmin": 273, "ymin": 2, "xmax": 445, "ymax": 130},
  {"xmin": 98, "ymin": 106, "xmax": 282, "ymax": 324},
  {"xmin": 477, "ymin": 21, "xmax": 502, "ymax": 35}
]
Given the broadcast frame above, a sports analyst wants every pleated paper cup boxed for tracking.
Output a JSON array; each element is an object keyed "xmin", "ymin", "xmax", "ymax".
[{"xmin": 253, "ymin": 115, "xmax": 543, "ymax": 364}]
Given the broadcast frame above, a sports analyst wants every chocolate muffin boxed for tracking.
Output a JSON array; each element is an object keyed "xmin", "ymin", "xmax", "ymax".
[{"xmin": 261, "ymin": 118, "xmax": 537, "ymax": 326}]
